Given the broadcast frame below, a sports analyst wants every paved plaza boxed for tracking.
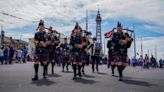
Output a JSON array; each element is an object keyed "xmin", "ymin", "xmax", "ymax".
[{"xmin": 0, "ymin": 62, "xmax": 164, "ymax": 92}]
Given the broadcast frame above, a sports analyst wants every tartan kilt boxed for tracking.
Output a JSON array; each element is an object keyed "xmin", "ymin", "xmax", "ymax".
[
  {"xmin": 81, "ymin": 50, "xmax": 87, "ymax": 63},
  {"xmin": 62, "ymin": 55, "xmax": 70, "ymax": 63},
  {"xmin": 34, "ymin": 53, "xmax": 49, "ymax": 62},
  {"xmin": 49, "ymin": 50, "xmax": 55, "ymax": 61},
  {"xmin": 62, "ymin": 50, "xmax": 70, "ymax": 63},
  {"xmin": 34, "ymin": 48, "xmax": 49, "ymax": 62},
  {"xmin": 72, "ymin": 51, "xmax": 83, "ymax": 63},
  {"xmin": 108, "ymin": 54, "xmax": 113, "ymax": 62},
  {"xmin": 111, "ymin": 51, "xmax": 127, "ymax": 63},
  {"xmin": 118, "ymin": 49, "xmax": 127, "ymax": 62}
]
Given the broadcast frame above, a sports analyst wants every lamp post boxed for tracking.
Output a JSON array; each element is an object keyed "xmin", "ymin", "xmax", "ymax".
[{"xmin": 133, "ymin": 24, "xmax": 136, "ymax": 59}]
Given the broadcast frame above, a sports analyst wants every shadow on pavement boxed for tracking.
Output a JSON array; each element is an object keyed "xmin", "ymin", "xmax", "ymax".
[
  {"xmin": 73, "ymin": 78, "xmax": 98, "ymax": 84},
  {"xmin": 31, "ymin": 78, "xmax": 56, "ymax": 86},
  {"xmin": 47, "ymin": 74, "xmax": 62, "ymax": 78},
  {"xmin": 114, "ymin": 75, "xmax": 132, "ymax": 79},
  {"xmin": 121, "ymin": 79, "xmax": 156, "ymax": 87},
  {"xmin": 96, "ymin": 72, "xmax": 108, "ymax": 75},
  {"xmin": 62, "ymin": 71, "xmax": 73, "ymax": 73},
  {"xmin": 83, "ymin": 74, "xmax": 96, "ymax": 78}
]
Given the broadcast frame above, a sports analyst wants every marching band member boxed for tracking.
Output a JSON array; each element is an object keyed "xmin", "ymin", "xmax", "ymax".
[
  {"xmin": 32, "ymin": 21, "xmax": 48, "ymax": 81},
  {"xmin": 61, "ymin": 38, "xmax": 71, "ymax": 72},
  {"xmin": 46, "ymin": 26, "xmax": 60, "ymax": 74},
  {"xmin": 81, "ymin": 36, "xmax": 90, "ymax": 74},
  {"xmin": 110, "ymin": 22, "xmax": 133, "ymax": 81},
  {"xmin": 70, "ymin": 23, "xmax": 83, "ymax": 79}
]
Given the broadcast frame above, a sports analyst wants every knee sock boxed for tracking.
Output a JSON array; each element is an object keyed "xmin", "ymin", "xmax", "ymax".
[
  {"xmin": 82, "ymin": 63, "xmax": 85, "ymax": 72},
  {"xmin": 43, "ymin": 65, "xmax": 47, "ymax": 77},
  {"xmin": 51, "ymin": 62, "xmax": 55, "ymax": 73},
  {"xmin": 92, "ymin": 63, "xmax": 94, "ymax": 72},
  {"xmin": 78, "ymin": 65, "xmax": 82, "ymax": 77},
  {"xmin": 62, "ymin": 63, "xmax": 65, "ymax": 71},
  {"xmin": 66, "ymin": 63, "xmax": 69, "ymax": 71},
  {"xmin": 73, "ymin": 64, "xmax": 77, "ymax": 78},
  {"xmin": 34, "ymin": 64, "xmax": 39, "ymax": 77},
  {"xmin": 111, "ymin": 65, "xmax": 116, "ymax": 75},
  {"xmin": 117, "ymin": 65, "xmax": 123, "ymax": 78},
  {"xmin": 122, "ymin": 66, "xmax": 126, "ymax": 70}
]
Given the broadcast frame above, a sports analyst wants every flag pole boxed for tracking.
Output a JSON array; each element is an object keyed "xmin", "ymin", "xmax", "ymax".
[
  {"xmin": 133, "ymin": 24, "xmax": 136, "ymax": 59},
  {"xmin": 141, "ymin": 37, "xmax": 143, "ymax": 57}
]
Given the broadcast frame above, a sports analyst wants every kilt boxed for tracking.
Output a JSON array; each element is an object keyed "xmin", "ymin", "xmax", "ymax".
[
  {"xmin": 111, "ymin": 51, "xmax": 127, "ymax": 63},
  {"xmin": 62, "ymin": 55, "xmax": 69, "ymax": 63},
  {"xmin": 108, "ymin": 54, "xmax": 113, "ymax": 63},
  {"xmin": 72, "ymin": 51, "xmax": 83, "ymax": 63},
  {"xmin": 34, "ymin": 48, "xmax": 49, "ymax": 62},
  {"xmin": 62, "ymin": 50, "xmax": 70, "ymax": 63},
  {"xmin": 34, "ymin": 53, "xmax": 49, "ymax": 62},
  {"xmin": 48, "ymin": 49, "xmax": 55, "ymax": 61},
  {"xmin": 81, "ymin": 50, "xmax": 87, "ymax": 63},
  {"xmin": 118, "ymin": 49, "xmax": 127, "ymax": 62},
  {"xmin": 118, "ymin": 53, "xmax": 127, "ymax": 63},
  {"xmin": 110, "ymin": 52, "xmax": 119, "ymax": 62}
]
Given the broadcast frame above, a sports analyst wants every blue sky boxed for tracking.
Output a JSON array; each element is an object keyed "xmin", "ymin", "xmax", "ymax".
[
  {"xmin": 6, "ymin": 16, "xmax": 164, "ymax": 40},
  {"xmin": 0, "ymin": 0, "xmax": 164, "ymax": 59}
]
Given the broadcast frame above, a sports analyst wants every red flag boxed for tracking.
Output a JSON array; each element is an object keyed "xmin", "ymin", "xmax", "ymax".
[{"xmin": 104, "ymin": 29, "xmax": 114, "ymax": 38}]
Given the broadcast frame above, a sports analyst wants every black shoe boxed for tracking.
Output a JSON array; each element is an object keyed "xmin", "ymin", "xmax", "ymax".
[
  {"xmin": 92, "ymin": 70, "xmax": 94, "ymax": 73},
  {"xmin": 52, "ymin": 70, "xmax": 54, "ymax": 74},
  {"xmin": 108, "ymin": 65, "xmax": 110, "ymax": 69},
  {"xmin": 79, "ymin": 74, "xmax": 82, "ymax": 78},
  {"xmin": 119, "ymin": 77, "xmax": 123, "ymax": 81},
  {"xmin": 62, "ymin": 70, "xmax": 64, "ymax": 72},
  {"xmin": 43, "ymin": 76, "xmax": 47, "ymax": 79},
  {"xmin": 32, "ymin": 76, "xmax": 38, "ymax": 81},
  {"xmin": 73, "ymin": 77, "xmax": 77, "ymax": 80},
  {"xmin": 112, "ymin": 72, "xmax": 114, "ymax": 76},
  {"xmin": 40, "ymin": 62, "xmax": 43, "ymax": 66},
  {"xmin": 82, "ymin": 70, "xmax": 85, "ymax": 74}
]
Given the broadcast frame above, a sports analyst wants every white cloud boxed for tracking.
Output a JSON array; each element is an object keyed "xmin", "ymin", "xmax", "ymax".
[
  {"xmin": 4, "ymin": 32, "xmax": 34, "ymax": 41},
  {"xmin": 144, "ymin": 25, "xmax": 164, "ymax": 33},
  {"xmin": 0, "ymin": 0, "xmax": 164, "ymax": 59},
  {"xmin": 128, "ymin": 36, "xmax": 164, "ymax": 60},
  {"xmin": 0, "ymin": 0, "xmax": 163, "ymax": 32}
]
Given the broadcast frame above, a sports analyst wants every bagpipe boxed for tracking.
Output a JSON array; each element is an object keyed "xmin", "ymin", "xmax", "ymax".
[
  {"xmin": 34, "ymin": 31, "xmax": 47, "ymax": 47},
  {"xmin": 105, "ymin": 27, "xmax": 133, "ymax": 39},
  {"xmin": 119, "ymin": 28, "xmax": 133, "ymax": 48},
  {"xmin": 105, "ymin": 28, "xmax": 134, "ymax": 50},
  {"xmin": 36, "ymin": 20, "xmax": 61, "ymax": 36},
  {"xmin": 35, "ymin": 20, "xmax": 61, "ymax": 47},
  {"xmin": 71, "ymin": 22, "xmax": 91, "ymax": 50},
  {"xmin": 45, "ymin": 27, "xmax": 61, "ymax": 35},
  {"xmin": 81, "ymin": 30, "xmax": 92, "ymax": 51},
  {"xmin": 45, "ymin": 27, "xmax": 61, "ymax": 47}
]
